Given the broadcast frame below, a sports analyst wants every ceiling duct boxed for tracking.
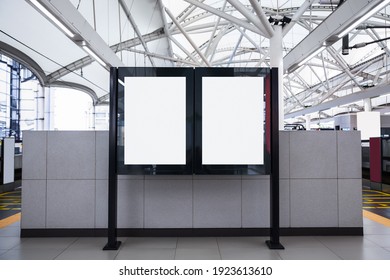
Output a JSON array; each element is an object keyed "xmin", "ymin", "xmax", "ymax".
[{"xmin": 319, "ymin": 0, "xmax": 340, "ymax": 4}]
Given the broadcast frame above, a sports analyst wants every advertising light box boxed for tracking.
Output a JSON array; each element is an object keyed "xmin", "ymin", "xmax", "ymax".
[
  {"xmin": 124, "ymin": 76, "xmax": 186, "ymax": 165},
  {"xmin": 202, "ymin": 77, "xmax": 264, "ymax": 165}
]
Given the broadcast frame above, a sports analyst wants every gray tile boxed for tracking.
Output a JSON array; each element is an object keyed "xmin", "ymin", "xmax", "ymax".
[
  {"xmin": 331, "ymin": 246, "xmax": 390, "ymax": 260},
  {"xmin": 22, "ymin": 131, "xmax": 47, "ymax": 179},
  {"xmin": 290, "ymin": 179, "xmax": 338, "ymax": 227},
  {"xmin": 122, "ymin": 237, "xmax": 177, "ymax": 249},
  {"xmin": 118, "ymin": 175, "xmax": 145, "ymax": 180},
  {"xmin": 67, "ymin": 237, "xmax": 125, "ymax": 250},
  {"xmin": 338, "ymin": 179, "xmax": 363, "ymax": 227},
  {"xmin": 0, "ymin": 249, "xmax": 63, "ymax": 260},
  {"xmin": 279, "ymin": 131, "xmax": 290, "ymax": 179},
  {"xmin": 316, "ymin": 236, "xmax": 379, "ymax": 249},
  {"xmin": 217, "ymin": 237, "xmax": 267, "ymax": 249},
  {"xmin": 13, "ymin": 237, "xmax": 77, "ymax": 250},
  {"xmin": 46, "ymin": 180, "xmax": 95, "ymax": 228},
  {"xmin": 194, "ymin": 180, "xmax": 241, "ymax": 228},
  {"xmin": 145, "ymin": 175, "xmax": 193, "ymax": 180},
  {"xmin": 7, "ymin": 221, "xmax": 20, "ymax": 228},
  {"xmin": 95, "ymin": 180, "xmax": 108, "ymax": 228},
  {"xmin": 365, "ymin": 234, "xmax": 390, "ymax": 248},
  {"xmin": 118, "ymin": 180, "xmax": 144, "ymax": 228},
  {"xmin": 290, "ymin": 131, "xmax": 337, "ymax": 179},
  {"xmin": 0, "ymin": 237, "xmax": 23, "ymax": 250},
  {"xmin": 175, "ymin": 248, "xmax": 221, "ymax": 260},
  {"xmin": 0, "ymin": 226, "xmax": 20, "ymax": 237},
  {"xmin": 364, "ymin": 225, "xmax": 390, "ymax": 235},
  {"xmin": 116, "ymin": 248, "xmax": 175, "ymax": 260},
  {"xmin": 337, "ymin": 131, "xmax": 362, "ymax": 178},
  {"xmin": 277, "ymin": 247, "xmax": 341, "ymax": 260},
  {"xmin": 242, "ymin": 179, "xmax": 270, "ymax": 227},
  {"xmin": 145, "ymin": 180, "xmax": 192, "ymax": 228},
  {"xmin": 280, "ymin": 179, "xmax": 290, "ymax": 227},
  {"xmin": 47, "ymin": 131, "xmax": 96, "ymax": 179},
  {"xmin": 280, "ymin": 236, "xmax": 329, "ymax": 249},
  {"xmin": 242, "ymin": 175, "xmax": 270, "ymax": 180},
  {"xmin": 0, "ymin": 250, "xmax": 7, "ymax": 256},
  {"xmin": 220, "ymin": 247, "xmax": 281, "ymax": 260},
  {"xmin": 177, "ymin": 237, "xmax": 218, "ymax": 250},
  {"xmin": 96, "ymin": 131, "xmax": 109, "ymax": 180},
  {"xmin": 55, "ymin": 248, "xmax": 118, "ymax": 260},
  {"xmin": 21, "ymin": 180, "xmax": 46, "ymax": 229}
]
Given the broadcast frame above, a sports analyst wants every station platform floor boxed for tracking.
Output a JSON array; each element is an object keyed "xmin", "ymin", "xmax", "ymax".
[{"xmin": 1, "ymin": 189, "xmax": 390, "ymax": 259}]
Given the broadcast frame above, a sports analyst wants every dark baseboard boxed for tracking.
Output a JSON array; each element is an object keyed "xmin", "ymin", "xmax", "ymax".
[{"xmin": 21, "ymin": 227, "xmax": 363, "ymax": 238}]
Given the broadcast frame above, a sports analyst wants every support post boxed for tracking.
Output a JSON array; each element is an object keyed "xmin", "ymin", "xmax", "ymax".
[
  {"xmin": 266, "ymin": 68, "xmax": 285, "ymax": 250},
  {"xmin": 103, "ymin": 67, "xmax": 121, "ymax": 250}
]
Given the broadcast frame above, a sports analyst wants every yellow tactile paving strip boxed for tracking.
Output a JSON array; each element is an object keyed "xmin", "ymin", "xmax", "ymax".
[
  {"xmin": 0, "ymin": 213, "xmax": 21, "ymax": 229},
  {"xmin": 363, "ymin": 210, "xmax": 390, "ymax": 227}
]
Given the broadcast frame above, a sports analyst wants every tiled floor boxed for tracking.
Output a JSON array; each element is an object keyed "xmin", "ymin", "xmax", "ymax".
[{"xmin": 1, "ymin": 217, "xmax": 390, "ymax": 259}]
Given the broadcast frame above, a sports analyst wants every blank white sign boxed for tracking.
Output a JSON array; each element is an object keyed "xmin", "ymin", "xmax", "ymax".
[
  {"xmin": 357, "ymin": 111, "xmax": 380, "ymax": 140},
  {"xmin": 124, "ymin": 77, "xmax": 186, "ymax": 165},
  {"xmin": 202, "ymin": 77, "xmax": 264, "ymax": 165}
]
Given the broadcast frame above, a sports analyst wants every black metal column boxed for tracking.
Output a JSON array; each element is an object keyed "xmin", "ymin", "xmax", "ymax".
[
  {"xmin": 103, "ymin": 67, "xmax": 121, "ymax": 250},
  {"xmin": 266, "ymin": 68, "xmax": 284, "ymax": 250}
]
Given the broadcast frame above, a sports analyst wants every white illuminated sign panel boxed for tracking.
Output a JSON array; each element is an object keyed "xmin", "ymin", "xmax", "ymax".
[
  {"xmin": 202, "ymin": 77, "xmax": 264, "ymax": 165},
  {"xmin": 124, "ymin": 77, "xmax": 186, "ymax": 165}
]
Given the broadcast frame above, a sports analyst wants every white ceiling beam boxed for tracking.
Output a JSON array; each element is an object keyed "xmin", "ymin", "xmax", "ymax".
[
  {"xmin": 157, "ymin": 0, "xmax": 174, "ymax": 64},
  {"xmin": 165, "ymin": 7, "xmax": 211, "ymax": 67},
  {"xmin": 118, "ymin": 0, "xmax": 156, "ymax": 67},
  {"xmin": 282, "ymin": 0, "xmax": 318, "ymax": 36},
  {"xmin": 284, "ymin": 0, "xmax": 389, "ymax": 72},
  {"xmin": 183, "ymin": 0, "xmax": 266, "ymax": 36},
  {"xmin": 248, "ymin": 0, "xmax": 274, "ymax": 37},
  {"xmin": 285, "ymin": 84, "xmax": 390, "ymax": 119},
  {"xmin": 205, "ymin": 0, "xmax": 227, "ymax": 59},
  {"xmin": 33, "ymin": 0, "xmax": 124, "ymax": 68},
  {"xmin": 226, "ymin": 0, "xmax": 270, "ymax": 38}
]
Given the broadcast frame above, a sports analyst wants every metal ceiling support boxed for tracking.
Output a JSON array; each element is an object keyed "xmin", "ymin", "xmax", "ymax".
[
  {"xmin": 282, "ymin": 0, "xmax": 318, "ymax": 36},
  {"xmin": 37, "ymin": 0, "xmax": 124, "ymax": 68},
  {"xmin": 248, "ymin": 0, "xmax": 274, "ymax": 38},
  {"xmin": 205, "ymin": 0, "xmax": 227, "ymax": 59},
  {"xmin": 183, "ymin": 0, "xmax": 266, "ymax": 36},
  {"xmin": 284, "ymin": 0, "xmax": 388, "ymax": 72},
  {"xmin": 170, "ymin": 36, "xmax": 202, "ymax": 66},
  {"xmin": 367, "ymin": 29, "xmax": 390, "ymax": 57},
  {"xmin": 157, "ymin": 0, "xmax": 174, "ymax": 63},
  {"xmin": 125, "ymin": 48, "xmax": 199, "ymax": 66},
  {"xmin": 321, "ymin": 53, "xmax": 331, "ymax": 89},
  {"xmin": 165, "ymin": 7, "xmax": 211, "ymax": 67},
  {"xmin": 226, "ymin": 0, "xmax": 270, "ymax": 38},
  {"xmin": 308, "ymin": 64, "xmax": 329, "ymax": 90},
  {"xmin": 175, "ymin": 0, "xmax": 206, "ymax": 26},
  {"xmin": 207, "ymin": 25, "xmax": 231, "ymax": 63},
  {"xmin": 285, "ymin": 84, "xmax": 390, "ymax": 118},
  {"xmin": 118, "ymin": 0, "xmax": 156, "ymax": 67},
  {"xmin": 227, "ymin": 30, "xmax": 244, "ymax": 66}
]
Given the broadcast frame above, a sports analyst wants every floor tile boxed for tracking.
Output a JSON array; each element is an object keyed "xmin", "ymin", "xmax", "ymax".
[
  {"xmin": 175, "ymin": 248, "xmax": 221, "ymax": 260},
  {"xmin": 277, "ymin": 247, "xmax": 341, "ymax": 260},
  {"xmin": 115, "ymin": 248, "xmax": 175, "ymax": 260},
  {"xmin": 316, "ymin": 236, "xmax": 379, "ymax": 249},
  {"xmin": 364, "ymin": 225, "xmax": 390, "ymax": 235},
  {"xmin": 335, "ymin": 246, "xmax": 390, "ymax": 260},
  {"xmin": 0, "ymin": 227, "xmax": 20, "ymax": 237},
  {"xmin": 121, "ymin": 237, "xmax": 177, "ymax": 249},
  {"xmin": 278, "ymin": 236, "xmax": 328, "ymax": 249},
  {"xmin": 365, "ymin": 234, "xmax": 390, "ymax": 247},
  {"xmin": 0, "ymin": 237, "xmax": 24, "ymax": 250},
  {"xmin": 7, "ymin": 221, "xmax": 21, "ymax": 228},
  {"xmin": 12, "ymin": 238, "xmax": 77, "ymax": 250},
  {"xmin": 0, "ymin": 249, "xmax": 7, "ymax": 256},
  {"xmin": 177, "ymin": 237, "xmax": 218, "ymax": 250},
  {"xmin": 220, "ymin": 247, "xmax": 281, "ymax": 260},
  {"xmin": 67, "ymin": 237, "xmax": 127, "ymax": 250},
  {"xmin": 217, "ymin": 237, "xmax": 267, "ymax": 249},
  {"xmin": 0, "ymin": 249, "xmax": 63, "ymax": 260},
  {"xmin": 55, "ymin": 248, "xmax": 118, "ymax": 260}
]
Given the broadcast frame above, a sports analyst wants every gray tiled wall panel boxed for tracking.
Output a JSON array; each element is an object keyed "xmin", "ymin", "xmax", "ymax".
[
  {"xmin": 22, "ymin": 131, "xmax": 47, "ymax": 180},
  {"xmin": 117, "ymin": 180, "xmax": 144, "ymax": 228},
  {"xmin": 95, "ymin": 180, "xmax": 108, "ymax": 228},
  {"xmin": 21, "ymin": 180, "xmax": 46, "ymax": 228},
  {"xmin": 279, "ymin": 131, "xmax": 290, "ymax": 179},
  {"xmin": 194, "ymin": 180, "xmax": 241, "ymax": 228},
  {"xmin": 290, "ymin": 131, "xmax": 337, "ymax": 179},
  {"xmin": 280, "ymin": 179, "xmax": 290, "ymax": 228},
  {"xmin": 338, "ymin": 179, "xmax": 363, "ymax": 227},
  {"xmin": 242, "ymin": 179, "xmax": 270, "ymax": 227},
  {"xmin": 46, "ymin": 180, "xmax": 95, "ymax": 228},
  {"xmin": 47, "ymin": 131, "xmax": 95, "ymax": 180},
  {"xmin": 145, "ymin": 180, "xmax": 192, "ymax": 228},
  {"xmin": 95, "ymin": 131, "xmax": 109, "ymax": 180},
  {"xmin": 337, "ymin": 131, "xmax": 362, "ymax": 179},
  {"xmin": 290, "ymin": 179, "xmax": 338, "ymax": 227}
]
